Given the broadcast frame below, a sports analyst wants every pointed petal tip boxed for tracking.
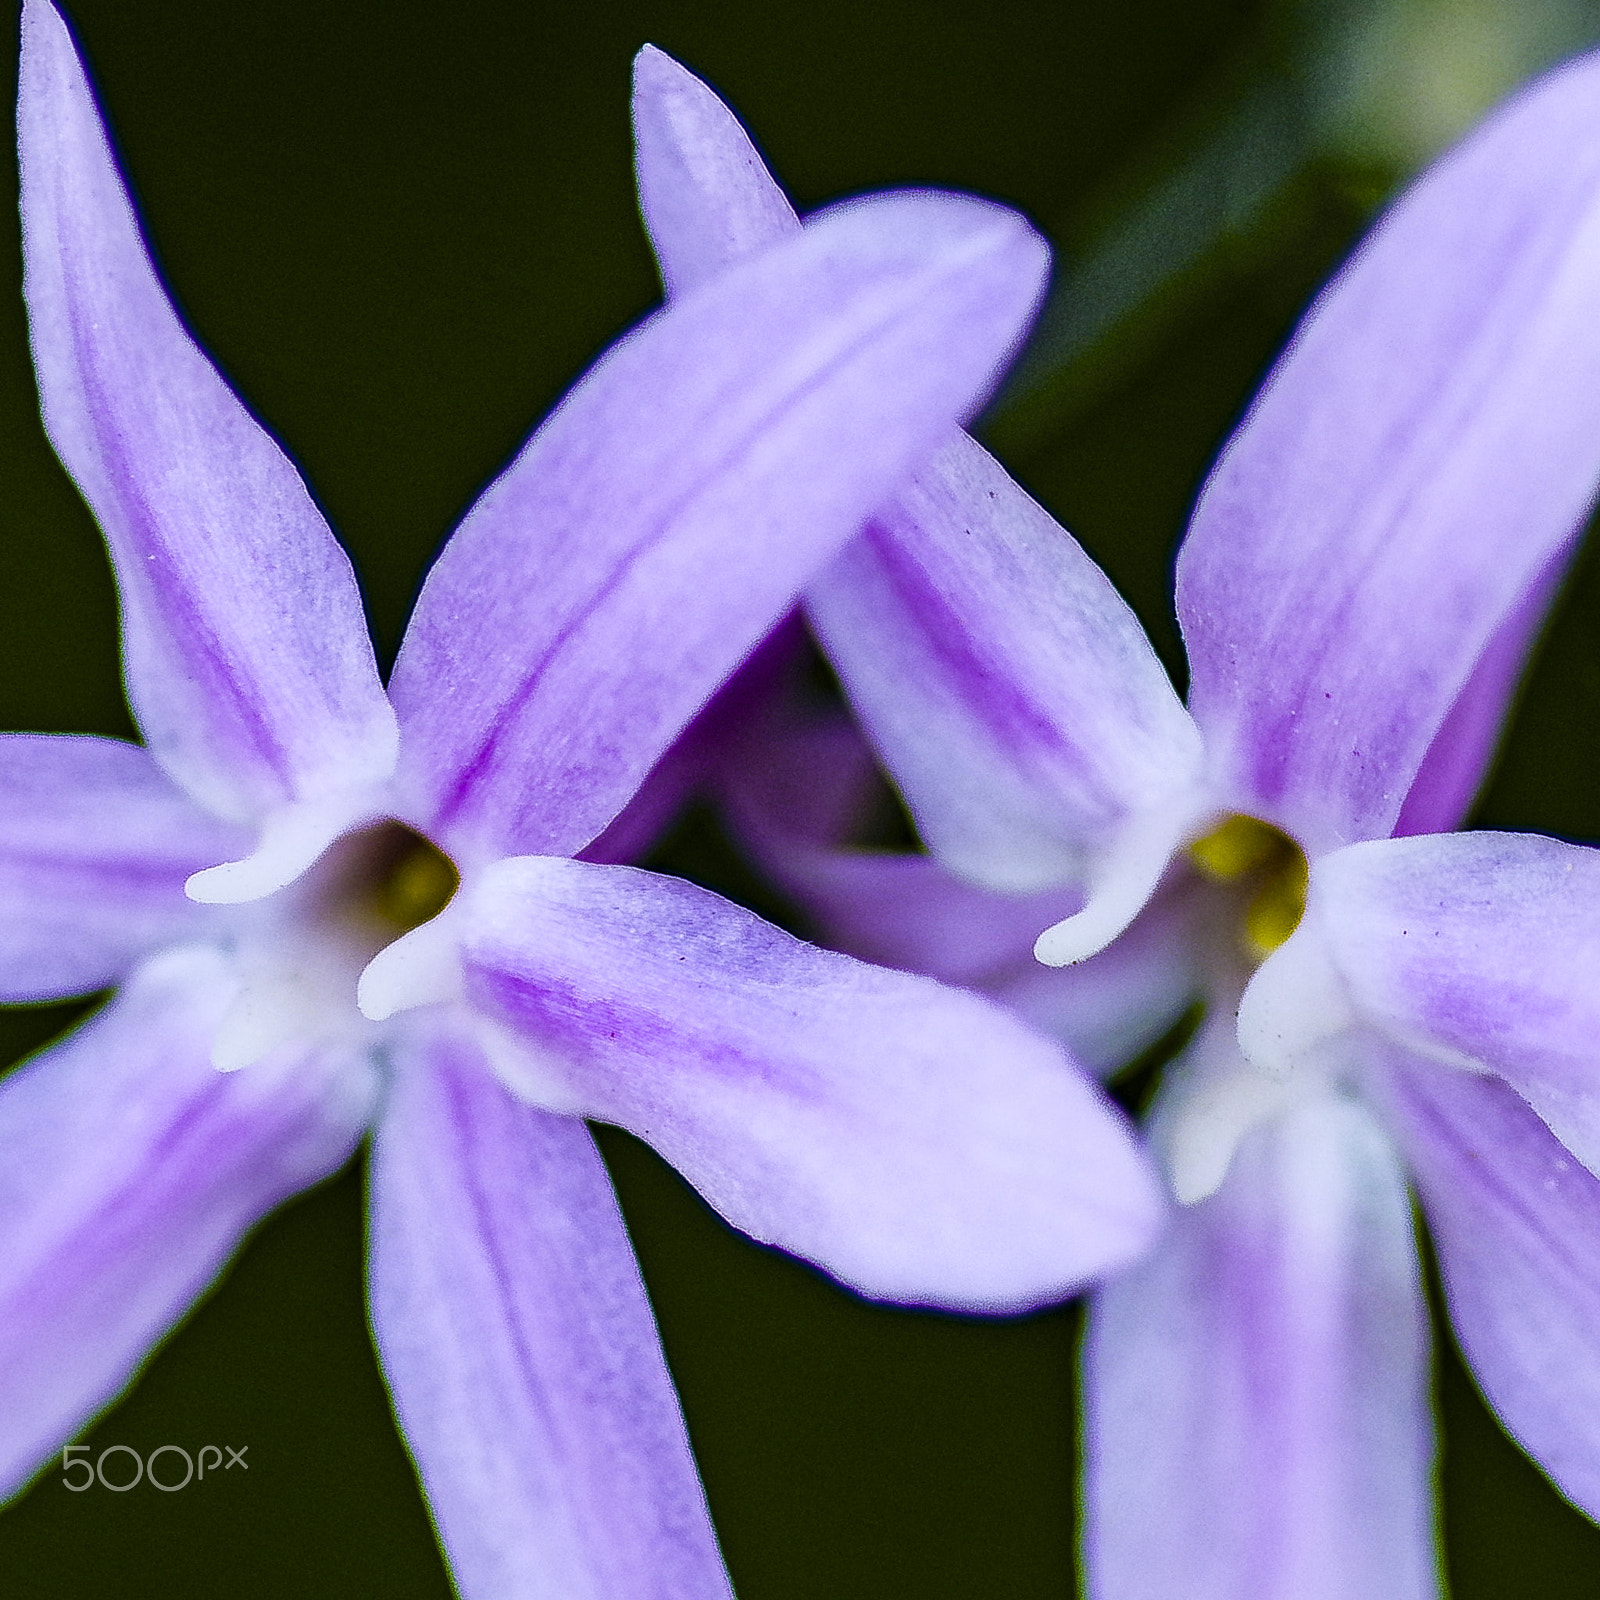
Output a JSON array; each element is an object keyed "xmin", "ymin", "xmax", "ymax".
[
  {"xmin": 631, "ymin": 41, "xmax": 678, "ymax": 81},
  {"xmin": 19, "ymin": 0, "xmax": 64, "ymax": 48},
  {"xmin": 18, "ymin": 0, "xmax": 89, "ymax": 131},
  {"xmin": 20, "ymin": 0, "xmax": 397, "ymax": 824},
  {"xmin": 630, "ymin": 43, "xmax": 719, "ymax": 109}
]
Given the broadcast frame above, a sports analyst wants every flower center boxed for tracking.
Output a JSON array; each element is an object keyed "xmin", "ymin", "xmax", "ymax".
[
  {"xmin": 307, "ymin": 820, "xmax": 461, "ymax": 964},
  {"xmin": 363, "ymin": 823, "xmax": 461, "ymax": 935},
  {"xmin": 209, "ymin": 821, "xmax": 460, "ymax": 1073},
  {"xmin": 1188, "ymin": 814, "xmax": 1308, "ymax": 960}
]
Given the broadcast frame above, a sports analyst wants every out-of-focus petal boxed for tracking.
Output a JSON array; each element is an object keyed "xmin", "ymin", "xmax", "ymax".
[
  {"xmin": 368, "ymin": 1019, "xmax": 731, "ymax": 1600},
  {"xmin": 634, "ymin": 47, "xmax": 1203, "ymax": 894},
  {"xmin": 1083, "ymin": 1095, "xmax": 1437, "ymax": 1600},
  {"xmin": 990, "ymin": 889, "xmax": 1199, "ymax": 1077},
  {"xmin": 1150, "ymin": 969, "xmax": 1314, "ymax": 1207},
  {"xmin": 632, "ymin": 45, "xmax": 799, "ymax": 296},
  {"xmin": 1244, "ymin": 831, "xmax": 1600, "ymax": 1177},
  {"xmin": 1177, "ymin": 50, "xmax": 1600, "ymax": 853},
  {"xmin": 388, "ymin": 194, "xmax": 1048, "ymax": 870},
  {"xmin": 1377, "ymin": 1053, "xmax": 1600, "ymax": 1522},
  {"xmin": 0, "ymin": 944, "xmax": 376, "ymax": 1500},
  {"xmin": 709, "ymin": 678, "xmax": 1080, "ymax": 980},
  {"xmin": 445, "ymin": 855, "xmax": 1164, "ymax": 1311},
  {"xmin": 0, "ymin": 734, "xmax": 246, "ymax": 1000},
  {"xmin": 17, "ymin": 0, "xmax": 397, "ymax": 827}
]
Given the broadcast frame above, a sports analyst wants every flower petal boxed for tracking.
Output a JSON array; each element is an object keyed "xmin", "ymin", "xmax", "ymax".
[
  {"xmin": 634, "ymin": 46, "xmax": 1203, "ymax": 895},
  {"xmin": 713, "ymin": 691, "xmax": 1200, "ymax": 1076},
  {"xmin": 368, "ymin": 1019, "xmax": 731, "ymax": 1600},
  {"xmin": 1082, "ymin": 1095, "xmax": 1437, "ymax": 1600},
  {"xmin": 17, "ymin": 1, "xmax": 397, "ymax": 828},
  {"xmin": 1376, "ymin": 1053, "xmax": 1600, "ymax": 1522},
  {"xmin": 1176, "ymin": 50, "xmax": 1600, "ymax": 851},
  {"xmin": 0, "ymin": 944, "xmax": 376, "ymax": 1499},
  {"xmin": 450, "ymin": 855, "xmax": 1164, "ymax": 1310},
  {"xmin": 631, "ymin": 45, "xmax": 800, "ymax": 296},
  {"xmin": 807, "ymin": 442, "xmax": 1205, "ymax": 893},
  {"xmin": 1391, "ymin": 562, "xmax": 1566, "ymax": 836},
  {"xmin": 0, "ymin": 734, "xmax": 246, "ymax": 1000},
  {"xmin": 388, "ymin": 192, "xmax": 1048, "ymax": 869},
  {"xmin": 1246, "ymin": 831, "xmax": 1600, "ymax": 1178}
]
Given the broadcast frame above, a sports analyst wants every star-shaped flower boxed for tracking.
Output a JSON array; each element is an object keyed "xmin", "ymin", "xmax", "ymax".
[
  {"xmin": 0, "ymin": 7, "xmax": 1165, "ymax": 1594},
  {"xmin": 633, "ymin": 42, "xmax": 1600, "ymax": 1596}
]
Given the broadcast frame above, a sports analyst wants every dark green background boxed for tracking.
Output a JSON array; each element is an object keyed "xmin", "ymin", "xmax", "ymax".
[{"xmin": 0, "ymin": 1, "xmax": 1597, "ymax": 1595}]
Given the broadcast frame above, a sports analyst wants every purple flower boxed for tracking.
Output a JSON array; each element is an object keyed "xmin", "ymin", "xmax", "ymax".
[
  {"xmin": 0, "ymin": 5, "xmax": 1167, "ymax": 1593},
  {"xmin": 634, "ymin": 43, "xmax": 1600, "ymax": 1597}
]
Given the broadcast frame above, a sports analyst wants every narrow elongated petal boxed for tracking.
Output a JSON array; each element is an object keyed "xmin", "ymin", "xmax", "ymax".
[
  {"xmin": 1377, "ymin": 1055, "xmax": 1600, "ymax": 1521},
  {"xmin": 632, "ymin": 44, "xmax": 800, "ymax": 295},
  {"xmin": 0, "ymin": 734, "xmax": 246, "ymax": 1000},
  {"xmin": 1177, "ymin": 50, "xmax": 1600, "ymax": 852},
  {"xmin": 446, "ymin": 855, "xmax": 1163, "ymax": 1310},
  {"xmin": 807, "ymin": 444, "xmax": 1205, "ymax": 892},
  {"xmin": 389, "ymin": 193, "xmax": 1047, "ymax": 868},
  {"xmin": 635, "ymin": 46, "xmax": 1203, "ymax": 893},
  {"xmin": 1083, "ymin": 1096, "xmax": 1437, "ymax": 1600},
  {"xmin": 1243, "ymin": 832, "xmax": 1600, "ymax": 1176},
  {"xmin": 0, "ymin": 945, "xmax": 376, "ymax": 1499},
  {"xmin": 368, "ymin": 1020, "xmax": 730, "ymax": 1600},
  {"xmin": 18, "ymin": 0, "xmax": 397, "ymax": 825}
]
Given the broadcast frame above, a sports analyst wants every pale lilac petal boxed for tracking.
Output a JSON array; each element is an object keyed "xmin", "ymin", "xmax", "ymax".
[
  {"xmin": 576, "ymin": 721, "xmax": 709, "ymax": 868},
  {"xmin": 779, "ymin": 851, "xmax": 1198, "ymax": 1079},
  {"xmin": 368, "ymin": 1019, "xmax": 730, "ymax": 1600},
  {"xmin": 1256, "ymin": 831, "xmax": 1600, "ymax": 1177},
  {"xmin": 574, "ymin": 615, "xmax": 809, "ymax": 866},
  {"xmin": 631, "ymin": 45, "xmax": 799, "ymax": 297},
  {"xmin": 807, "ymin": 439, "xmax": 1204, "ymax": 892},
  {"xmin": 1377, "ymin": 1054, "xmax": 1600, "ymax": 1521},
  {"xmin": 1083, "ymin": 1095, "xmax": 1437, "ymax": 1600},
  {"xmin": 0, "ymin": 944, "xmax": 376, "ymax": 1499},
  {"xmin": 634, "ymin": 47, "xmax": 1202, "ymax": 893},
  {"xmin": 388, "ymin": 194, "xmax": 1048, "ymax": 869},
  {"xmin": 1177, "ymin": 51, "xmax": 1600, "ymax": 852},
  {"xmin": 714, "ymin": 700, "xmax": 1199, "ymax": 1075},
  {"xmin": 17, "ymin": 0, "xmax": 397, "ymax": 825},
  {"xmin": 0, "ymin": 734, "xmax": 247, "ymax": 1000},
  {"xmin": 450, "ymin": 855, "xmax": 1164, "ymax": 1310},
  {"xmin": 1391, "ymin": 560, "xmax": 1566, "ymax": 835},
  {"xmin": 741, "ymin": 844, "xmax": 1199, "ymax": 1078}
]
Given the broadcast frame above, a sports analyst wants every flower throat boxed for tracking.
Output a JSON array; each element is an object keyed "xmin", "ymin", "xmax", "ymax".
[{"xmin": 1188, "ymin": 814, "xmax": 1308, "ymax": 960}]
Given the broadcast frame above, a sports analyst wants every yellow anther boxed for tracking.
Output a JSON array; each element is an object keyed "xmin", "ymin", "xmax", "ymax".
[
  {"xmin": 378, "ymin": 835, "xmax": 460, "ymax": 931},
  {"xmin": 1244, "ymin": 852, "xmax": 1309, "ymax": 958},
  {"xmin": 1189, "ymin": 814, "xmax": 1309, "ymax": 961},
  {"xmin": 1189, "ymin": 815, "xmax": 1289, "ymax": 882}
]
